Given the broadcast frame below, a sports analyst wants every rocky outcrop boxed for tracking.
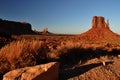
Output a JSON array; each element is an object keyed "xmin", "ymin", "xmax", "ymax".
[
  {"xmin": 3, "ymin": 62, "xmax": 59, "ymax": 80},
  {"xmin": 0, "ymin": 19, "xmax": 34, "ymax": 35},
  {"xmin": 78, "ymin": 16, "xmax": 120, "ymax": 40},
  {"xmin": 92, "ymin": 16, "xmax": 109, "ymax": 29}
]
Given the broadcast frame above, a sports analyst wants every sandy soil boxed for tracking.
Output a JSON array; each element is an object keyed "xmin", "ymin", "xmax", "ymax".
[{"xmin": 59, "ymin": 57, "xmax": 120, "ymax": 80}]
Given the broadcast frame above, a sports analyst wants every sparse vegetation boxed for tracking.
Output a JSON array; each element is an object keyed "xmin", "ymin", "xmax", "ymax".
[
  {"xmin": 0, "ymin": 39, "xmax": 48, "ymax": 79},
  {"xmin": 0, "ymin": 35, "xmax": 120, "ymax": 79}
]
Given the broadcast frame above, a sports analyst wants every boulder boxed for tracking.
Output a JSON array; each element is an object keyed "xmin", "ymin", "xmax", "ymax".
[{"xmin": 3, "ymin": 62, "xmax": 59, "ymax": 80}]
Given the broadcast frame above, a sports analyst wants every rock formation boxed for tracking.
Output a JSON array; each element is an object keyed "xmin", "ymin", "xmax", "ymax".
[
  {"xmin": 78, "ymin": 16, "xmax": 120, "ymax": 40},
  {"xmin": 3, "ymin": 62, "xmax": 59, "ymax": 80},
  {"xmin": 92, "ymin": 16, "xmax": 109, "ymax": 29},
  {"xmin": 0, "ymin": 19, "xmax": 34, "ymax": 35},
  {"xmin": 42, "ymin": 28, "xmax": 49, "ymax": 34}
]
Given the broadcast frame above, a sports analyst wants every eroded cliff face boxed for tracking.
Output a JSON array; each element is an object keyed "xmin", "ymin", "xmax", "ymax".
[{"xmin": 0, "ymin": 19, "xmax": 34, "ymax": 35}]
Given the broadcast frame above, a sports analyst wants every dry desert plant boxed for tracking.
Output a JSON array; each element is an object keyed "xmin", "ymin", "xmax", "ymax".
[
  {"xmin": 0, "ymin": 39, "xmax": 48, "ymax": 69},
  {"xmin": 47, "ymin": 40, "xmax": 82, "ymax": 60},
  {"xmin": 0, "ymin": 39, "xmax": 51, "ymax": 79}
]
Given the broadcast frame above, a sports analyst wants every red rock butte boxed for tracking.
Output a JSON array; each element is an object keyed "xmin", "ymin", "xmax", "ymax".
[
  {"xmin": 92, "ymin": 16, "xmax": 109, "ymax": 29},
  {"xmin": 78, "ymin": 16, "xmax": 120, "ymax": 40}
]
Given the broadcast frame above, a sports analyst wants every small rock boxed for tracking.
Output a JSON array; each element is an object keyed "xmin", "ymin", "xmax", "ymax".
[
  {"xmin": 102, "ymin": 61, "xmax": 106, "ymax": 66},
  {"xmin": 118, "ymin": 55, "xmax": 120, "ymax": 58}
]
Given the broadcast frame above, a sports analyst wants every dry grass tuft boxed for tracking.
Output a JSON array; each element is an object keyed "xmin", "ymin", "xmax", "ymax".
[
  {"xmin": 0, "ymin": 39, "xmax": 49, "ymax": 78},
  {"xmin": 0, "ymin": 40, "xmax": 44, "ymax": 65},
  {"xmin": 47, "ymin": 40, "xmax": 82, "ymax": 61}
]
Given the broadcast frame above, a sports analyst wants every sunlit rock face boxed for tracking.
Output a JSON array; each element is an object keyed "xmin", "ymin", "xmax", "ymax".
[
  {"xmin": 78, "ymin": 16, "xmax": 120, "ymax": 40},
  {"xmin": 92, "ymin": 16, "xmax": 109, "ymax": 29},
  {"xmin": 0, "ymin": 19, "xmax": 34, "ymax": 35},
  {"xmin": 3, "ymin": 62, "xmax": 59, "ymax": 80}
]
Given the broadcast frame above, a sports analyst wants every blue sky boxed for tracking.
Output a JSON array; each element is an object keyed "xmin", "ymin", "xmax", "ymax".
[{"xmin": 0, "ymin": 0, "xmax": 120, "ymax": 34}]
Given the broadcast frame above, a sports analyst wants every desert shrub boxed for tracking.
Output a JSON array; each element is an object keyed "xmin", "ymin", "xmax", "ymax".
[
  {"xmin": 0, "ymin": 58, "xmax": 11, "ymax": 79},
  {"xmin": 47, "ymin": 40, "xmax": 120, "ymax": 64},
  {"xmin": 0, "ymin": 39, "xmax": 49, "ymax": 67},
  {"xmin": 0, "ymin": 39, "xmax": 49, "ymax": 79},
  {"xmin": 47, "ymin": 40, "xmax": 84, "ymax": 63}
]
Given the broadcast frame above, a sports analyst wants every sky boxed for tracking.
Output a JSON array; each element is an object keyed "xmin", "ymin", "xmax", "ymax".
[{"xmin": 0, "ymin": 0, "xmax": 120, "ymax": 34}]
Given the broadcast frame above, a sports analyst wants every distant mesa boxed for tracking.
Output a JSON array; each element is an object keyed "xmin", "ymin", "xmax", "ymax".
[
  {"xmin": 34, "ymin": 27, "xmax": 55, "ymax": 35},
  {"xmin": 0, "ymin": 19, "xmax": 34, "ymax": 35},
  {"xmin": 78, "ymin": 16, "xmax": 120, "ymax": 40},
  {"xmin": 41, "ymin": 28, "xmax": 56, "ymax": 35},
  {"xmin": 42, "ymin": 28, "xmax": 49, "ymax": 34}
]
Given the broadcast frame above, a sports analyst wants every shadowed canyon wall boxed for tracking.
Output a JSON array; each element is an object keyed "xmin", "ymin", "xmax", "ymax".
[{"xmin": 0, "ymin": 19, "xmax": 34, "ymax": 35}]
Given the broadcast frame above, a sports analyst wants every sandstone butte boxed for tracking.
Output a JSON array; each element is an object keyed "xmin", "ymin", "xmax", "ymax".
[{"xmin": 78, "ymin": 16, "xmax": 120, "ymax": 40}]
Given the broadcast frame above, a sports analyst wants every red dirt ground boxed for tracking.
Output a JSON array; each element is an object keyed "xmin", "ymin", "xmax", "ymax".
[{"xmin": 60, "ymin": 57, "xmax": 120, "ymax": 80}]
